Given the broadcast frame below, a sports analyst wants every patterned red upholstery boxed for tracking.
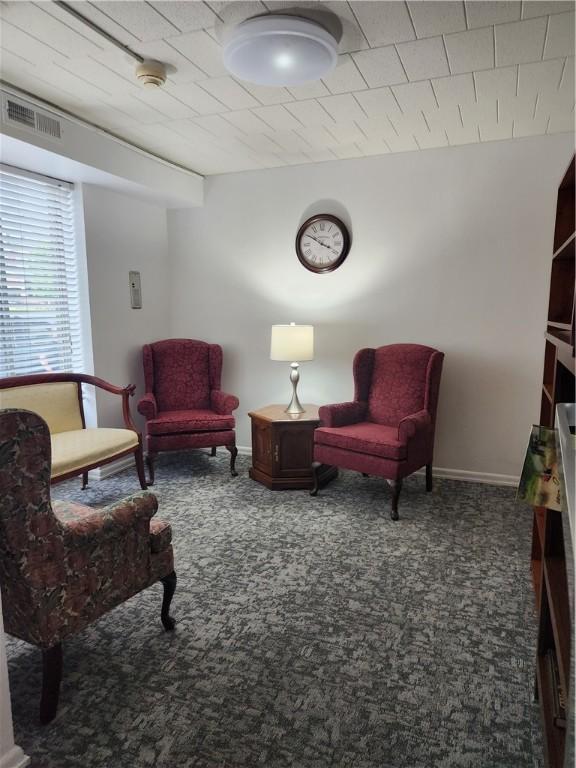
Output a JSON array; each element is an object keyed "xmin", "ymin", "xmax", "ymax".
[
  {"xmin": 138, "ymin": 339, "xmax": 239, "ymax": 478},
  {"xmin": 314, "ymin": 343, "xmax": 444, "ymax": 487},
  {"xmin": 0, "ymin": 409, "xmax": 174, "ymax": 650}
]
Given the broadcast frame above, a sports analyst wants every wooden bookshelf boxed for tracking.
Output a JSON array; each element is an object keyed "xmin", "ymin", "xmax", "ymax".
[{"xmin": 532, "ymin": 155, "xmax": 575, "ymax": 768}]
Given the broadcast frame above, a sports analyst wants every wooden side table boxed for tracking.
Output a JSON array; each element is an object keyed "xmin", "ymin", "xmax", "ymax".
[{"xmin": 248, "ymin": 404, "xmax": 338, "ymax": 491}]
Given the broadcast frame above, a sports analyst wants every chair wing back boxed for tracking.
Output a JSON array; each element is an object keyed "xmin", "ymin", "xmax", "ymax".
[
  {"xmin": 143, "ymin": 339, "xmax": 223, "ymax": 411},
  {"xmin": 0, "ymin": 409, "xmax": 62, "ymax": 640},
  {"xmin": 362, "ymin": 344, "xmax": 444, "ymax": 426}
]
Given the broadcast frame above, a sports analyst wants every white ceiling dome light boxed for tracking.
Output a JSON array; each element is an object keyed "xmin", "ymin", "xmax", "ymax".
[
  {"xmin": 223, "ymin": 15, "xmax": 338, "ymax": 87},
  {"xmin": 135, "ymin": 60, "xmax": 167, "ymax": 88}
]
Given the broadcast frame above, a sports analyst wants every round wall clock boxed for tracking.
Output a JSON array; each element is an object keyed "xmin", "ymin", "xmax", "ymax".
[{"xmin": 296, "ymin": 214, "xmax": 350, "ymax": 274}]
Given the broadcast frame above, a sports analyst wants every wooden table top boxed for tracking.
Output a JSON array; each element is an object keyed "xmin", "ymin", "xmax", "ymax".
[{"xmin": 248, "ymin": 404, "xmax": 320, "ymax": 423}]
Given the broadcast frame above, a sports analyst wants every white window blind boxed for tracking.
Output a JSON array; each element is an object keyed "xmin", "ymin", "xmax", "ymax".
[{"xmin": 0, "ymin": 165, "xmax": 83, "ymax": 377}]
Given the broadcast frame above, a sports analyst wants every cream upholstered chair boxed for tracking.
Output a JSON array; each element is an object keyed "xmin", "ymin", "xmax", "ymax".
[{"xmin": 0, "ymin": 373, "xmax": 147, "ymax": 489}]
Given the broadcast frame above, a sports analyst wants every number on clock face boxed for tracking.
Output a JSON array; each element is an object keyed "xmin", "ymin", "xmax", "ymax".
[{"xmin": 296, "ymin": 214, "xmax": 350, "ymax": 274}]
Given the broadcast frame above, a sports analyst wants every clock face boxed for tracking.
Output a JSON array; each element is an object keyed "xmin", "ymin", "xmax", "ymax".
[{"xmin": 296, "ymin": 214, "xmax": 350, "ymax": 274}]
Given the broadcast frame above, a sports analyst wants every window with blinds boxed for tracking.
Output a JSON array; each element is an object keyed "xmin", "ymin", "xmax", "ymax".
[{"xmin": 0, "ymin": 165, "xmax": 83, "ymax": 377}]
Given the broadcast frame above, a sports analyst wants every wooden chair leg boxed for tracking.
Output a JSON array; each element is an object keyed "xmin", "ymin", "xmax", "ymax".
[
  {"xmin": 160, "ymin": 571, "xmax": 177, "ymax": 631},
  {"xmin": 310, "ymin": 461, "xmax": 322, "ymax": 496},
  {"xmin": 135, "ymin": 447, "xmax": 148, "ymax": 490},
  {"xmin": 146, "ymin": 452, "xmax": 156, "ymax": 486},
  {"xmin": 426, "ymin": 463, "xmax": 433, "ymax": 492},
  {"xmin": 81, "ymin": 471, "xmax": 89, "ymax": 490},
  {"xmin": 40, "ymin": 643, "xmax": 63, "ymax": 725},
  {"xmin": 210, "ymin": 446, "xmax": 217, "ymax": 457},
  {"xmin": 226, "ymin": 445, "xmax": 238, "ymax": 477},
  {"xmin": 390, "ymin": 479, "xmax": 402, "ymax": 521}
]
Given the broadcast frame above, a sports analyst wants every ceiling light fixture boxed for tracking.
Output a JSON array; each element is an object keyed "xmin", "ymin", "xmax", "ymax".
[{"xmin": 223, "ymin": 15, "xmax": 338, "ymax": 87}]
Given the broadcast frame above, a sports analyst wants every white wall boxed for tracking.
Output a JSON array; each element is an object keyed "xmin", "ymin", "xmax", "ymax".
[
  {"xmin": 167, "ymin": 134, "xmax": 574, "ymax": 481},
  {"xmin": 82, "ymin": 184, "xmax": 169, "ymax": 430}
]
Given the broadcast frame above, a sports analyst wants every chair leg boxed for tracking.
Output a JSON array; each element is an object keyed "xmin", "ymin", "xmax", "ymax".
[
  {"xmin": 227, "ymin": 445, "xmax": 238, "ymax": 477},
  {"xmin": 426, "ymin": 463, "xmax": 433, "ymax": 492},
  {"xmin": 362, "ymin": 473, "xmax": 369, "ymax": 477},
  {"xmin": 40, "ymin": 643, "xmax": 63, "ymax": 725},
  {"xmin": 81, "ymin": 471, "xmax": 89, "ymax": 490},
  {"xmin": 160, "ymin": 571, "xmax": 177, "ymax": 631},
  {"xmin": 310, "ymin": 461, "xmax": 322, "ymax": 496},
  {"xmin": 135, "ymin": 447, "xmax": 148, "ymax": 490},
  {"xmin": 210, "ymin": 446, "xmax": 217, "ymax": 457},
  {"xmin": 146, "ymin": 452, "xmax": 156, "ymax": 486},
  {"xmin": 390, "ymin": 479, "xmax": 402, "ymax": 521}
]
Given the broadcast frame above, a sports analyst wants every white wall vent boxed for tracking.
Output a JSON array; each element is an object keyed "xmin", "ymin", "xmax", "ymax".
[{"xmin": 2, "ymin": 95, "xmax": 62, "ymax": 141}]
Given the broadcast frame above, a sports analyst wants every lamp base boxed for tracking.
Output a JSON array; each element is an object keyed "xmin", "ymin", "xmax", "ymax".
[{"xmin": 285, "ymin": 362, "xmax": 305, "ymax": 414}]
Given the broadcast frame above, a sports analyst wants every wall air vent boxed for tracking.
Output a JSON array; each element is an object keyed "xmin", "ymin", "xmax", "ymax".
[{"xmin": 2, "ymin": 95, "xmax": 62, "ymax": 141}]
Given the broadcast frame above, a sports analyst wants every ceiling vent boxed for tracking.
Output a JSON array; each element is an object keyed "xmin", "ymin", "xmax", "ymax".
[{"xmin": 2, "ymin": 95, "xmax": 62, "ymax": 141}]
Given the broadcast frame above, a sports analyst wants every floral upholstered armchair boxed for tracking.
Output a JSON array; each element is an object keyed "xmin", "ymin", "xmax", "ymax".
[
  {"xmin": 0, "ymin": 409, "xmax": 176, "ymax": 724},
  {"xmin": 137, "ymin": 339, "xmax": 240, "ymax": 483},
  {"xmin": 311, "ymin": 344, "xmax": 444, "ymax": 520}
]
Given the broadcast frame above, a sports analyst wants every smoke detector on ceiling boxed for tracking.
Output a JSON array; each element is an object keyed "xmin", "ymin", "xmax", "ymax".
[{"xmin": 135, "ymin": 60, "xmax": 167, "ymax": 88}]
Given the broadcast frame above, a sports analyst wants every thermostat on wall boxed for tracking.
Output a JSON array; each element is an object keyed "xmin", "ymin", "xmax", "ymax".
[{"xmin": 129, "ymin": 271, "xmax": 142, "ymax": 309}]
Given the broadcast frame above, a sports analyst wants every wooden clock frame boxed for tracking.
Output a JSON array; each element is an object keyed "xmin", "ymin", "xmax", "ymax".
[{"xmin": 295, "ymin": 213, "xmax": 351, "ymax": 274}]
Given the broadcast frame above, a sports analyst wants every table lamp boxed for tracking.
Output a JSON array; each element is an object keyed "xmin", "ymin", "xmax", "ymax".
[{"xmin": 270, "ymin": 323, "xmax": 314, "ymax": 414}]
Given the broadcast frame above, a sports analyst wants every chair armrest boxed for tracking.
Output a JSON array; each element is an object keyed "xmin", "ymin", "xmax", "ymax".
[
  {"xmin": 137, "ymin": 392, "xmax": 158, "ymax": 420},
  {"xmin": 397, "ymin": 410, "xmax": 432, "ymax": 442},
  {"xmin": 318, "ymin": 401, "xmax": 367, "ymax": 428},
  {"xmin": 211, "ymin": 390, "xmax": 239, "ymax": 415},
  {"xmin": 75, "ymin": 373, "xmax": 138, "ymax": 433},
  {"xmin": 62, "ymin": 492, "xmax": 158, "ymax": 546}
]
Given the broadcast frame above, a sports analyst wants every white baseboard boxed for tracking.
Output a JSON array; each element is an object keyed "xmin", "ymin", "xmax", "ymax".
[{"xmin": 89, "ymin": 447, "xmax": 519, "ymax": 488}]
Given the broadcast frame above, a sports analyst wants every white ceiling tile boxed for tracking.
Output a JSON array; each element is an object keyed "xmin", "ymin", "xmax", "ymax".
[
  {"xmin": 101, "ymin": 93, "xmax": 169, "ymax": 124},
  {"xmin": 349, "ymin": 2, "xmax": 415, "ymax": 47},
  {"xmin": 149, "ymin": 2, "xmax": 218, "ymax": 32},
  {"xmin": 33, "ymin": 62, "xmax": 111, "ymax": 101},
  {"xmin": 518, "ymin": 58, "xmax": 564, "ymax": 95},
  {"xmin": 354, "ymin": 87, "xmax": 403, "ymax": 119},
  {"xmin": 356, "ymin": 136, "xmax": 392, "ymax": 156},
  {"xmin": 169, "ymin": 118, "xmax": 226, "ymax": 146},
  {"xmin": 478, "ymin": 118, "xmax": 513, "ymax": 140},
  {"xmin": 381, "ymin": 132, "xmax": 418, "ymax": 152},
  {"xmin": 224, "ymin": 109, "xmax": 273, "ymax": 133},
  {"xmin": 547, "ymin": 108, "xmax": 574, "ymax": 133},
  {"xmin": 237, "ymin": 82, "xmax": 293, "ymax": 105},
  {"xmin": 285, "ymin": 99, "xmax": 335, "ymax": 126},
  {"xmin": 392, "ymin": 80, "xmax": 438, "ymax": 113},
  {"xmin": 198, "ymin": 77, "xmax": 259, "ymax": 109},
  {"xmin": 66, "ymin": 1, "xmax": 141, "ymax": 46},
  {"xmin": 192, "ymin": 114, "xmax": 243, "ymax": 139},
  {"xmin": 305, "ymin": 147, "xmax": 337, "ymax": 162},
  {"xmin": 164, "ymin": 81, "xmax": 227, "ymax": 114},
  {"xmin": 251, "ymin": 105, "xmax": 303, "ymax": 131},
  {"xmin": 431, "ymin": 73, "xmax": 476, "ymax": 108},
  {"xmin": 133, "ymin": 86, "xmax": 199, "ymax": 119},
  {"xmin": 0, "ymin": 19, "xmax": 70, "ymax": 67},
  {"xmin": 352, "ymin": 46, "xmax": 407, "ymax": 88},
  {"xmin": 499, "ymin": 93, "xmax": 538, "ymax": 121},
  {"xmin": 460, "ymin": 98, "xmax": 496, "ymax": 125},
  {"xmin": 133, "ymin": 40, "xmax": 207, "ymax": 83},
  {"xmin": 397, "ymin": 36, "xmax": 450, "ymax": 81},
  {"xmin": 408, "ymin": 1, "xmax": 467, "ymax": 37},
  {"xmin": 58, "ymin": 56, "xmax": 138, "ymax": 95},
  {"xmin": 239, "ymin": 132, "xmax": 283, "ymax": 154},
  {"xmin": 90, "ymin": 1, "xmax": 178, "ymax": 41},
  {"xmin": 544, "ymin": 12, "xmax": 575, "ymax": 60},
  {"xmin": 326, "ymin": 121, "xmax": 366, "ymax": 143},
  {"xmin": 474, "ymin": 66, "xmax": 517, "ymax": 100},
  {"xmin": 465, "ymin": 1, "xmax": 521, "ymax": 29},
  {"xmin": 424, "ymin": 104, "xmax": 474, "ymax": 140},
  {"xmin": 444, "ymin": 120, "xmax": 480, "ymax": 145},
  {"xmin": 391, "ymin": 111, "xmax": 449, "ymax": 148},
  {"xmin": 0, "ymin": 3, "xmax": 105, "ymax": 58},
  {"xmin": 269, "ymin": 131, "xmax": 314, "ymax": 153},
  {"xmin": 522, "ymin": 2, "xmax": 575, "ymax": 19},
  {"xmin": 513, "ymin": 114, "xmax": 549, "ymax": 135},
  {"xmin": 356, "ymin": 115, "xmax": 397, "ymax": 138},
  {"xmin": 294, "ymin": 125, "xmax": 338, "ymax": 149},
  {"xmin": 495, "ymin": 17, "xmax": 547, "ymax": 66},
  {"xmin": 332, "ymin": 144, "xmax": 364, "ymax": 159},
  {"xmin": 286, "ymin": 80, "xmax": 331, "ymax": 100},
  {"xmin": 207, "ymin": 1, "xmax": 267, "ymax": 25},
  {"xmin": 318, "ymin": 93, "xmax": 366, "ymax": 122},
  {"xmin": 167, "ymin": 30, "xmax": 228, "ymax": 77},
  {"xmin": 321, "ymin": 54, "xmax": 367, "ymax": 94},
  {"xmin": 444, "ymin": 27, "xmax": 494, "ymax": 74}
]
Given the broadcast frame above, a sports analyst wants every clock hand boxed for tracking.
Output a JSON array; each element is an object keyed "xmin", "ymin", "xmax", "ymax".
[{"xmin": 306, "ymin": 234, "xmax": 339, "ymax": 255}]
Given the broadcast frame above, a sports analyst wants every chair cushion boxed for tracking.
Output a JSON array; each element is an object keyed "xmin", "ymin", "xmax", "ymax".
[
  {"xmin": 147, "ymin": 409, "xmax": 235, "ymax": 435},
  {"xmin": 51, "ymin": 429, "xmax": 139, "ymax": 478},
  {"xmin": 0, "ymin": 381, "xmax": 83, "ymax": 434},
  {"xmin": 314, "ymin": 422, "xmax": 407, "ymax": 460},
  {"xmin": 52, "ymin": 500, "xmax": 172, "ymax": 554}
]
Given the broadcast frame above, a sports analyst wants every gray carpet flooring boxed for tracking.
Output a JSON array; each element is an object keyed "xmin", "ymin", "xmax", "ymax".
[{"xmin": 6, "ymin": 452, "xmax": 543, "ymax": 768}]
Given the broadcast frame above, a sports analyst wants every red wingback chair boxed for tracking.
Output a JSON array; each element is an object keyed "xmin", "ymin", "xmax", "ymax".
[
  {"xmin": 137, "ymin": 339, "xmax": 239, "ymax": 484},
  {"xmin": 311, "ymin": 344, "xmax": 444, "ymax": 520},
  {"xmin": 0, "ymin": 409, "xmax": 176, "ymax": 724}
]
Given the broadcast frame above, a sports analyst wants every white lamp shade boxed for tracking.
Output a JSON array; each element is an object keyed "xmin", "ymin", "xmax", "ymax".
[
  {"xmin": 270, "ymin": 324, "xmax": 314, "ymax": 362},
  {"xmin": 223, "ymin": 15, "xmax": 338, "ymax": 87}
]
